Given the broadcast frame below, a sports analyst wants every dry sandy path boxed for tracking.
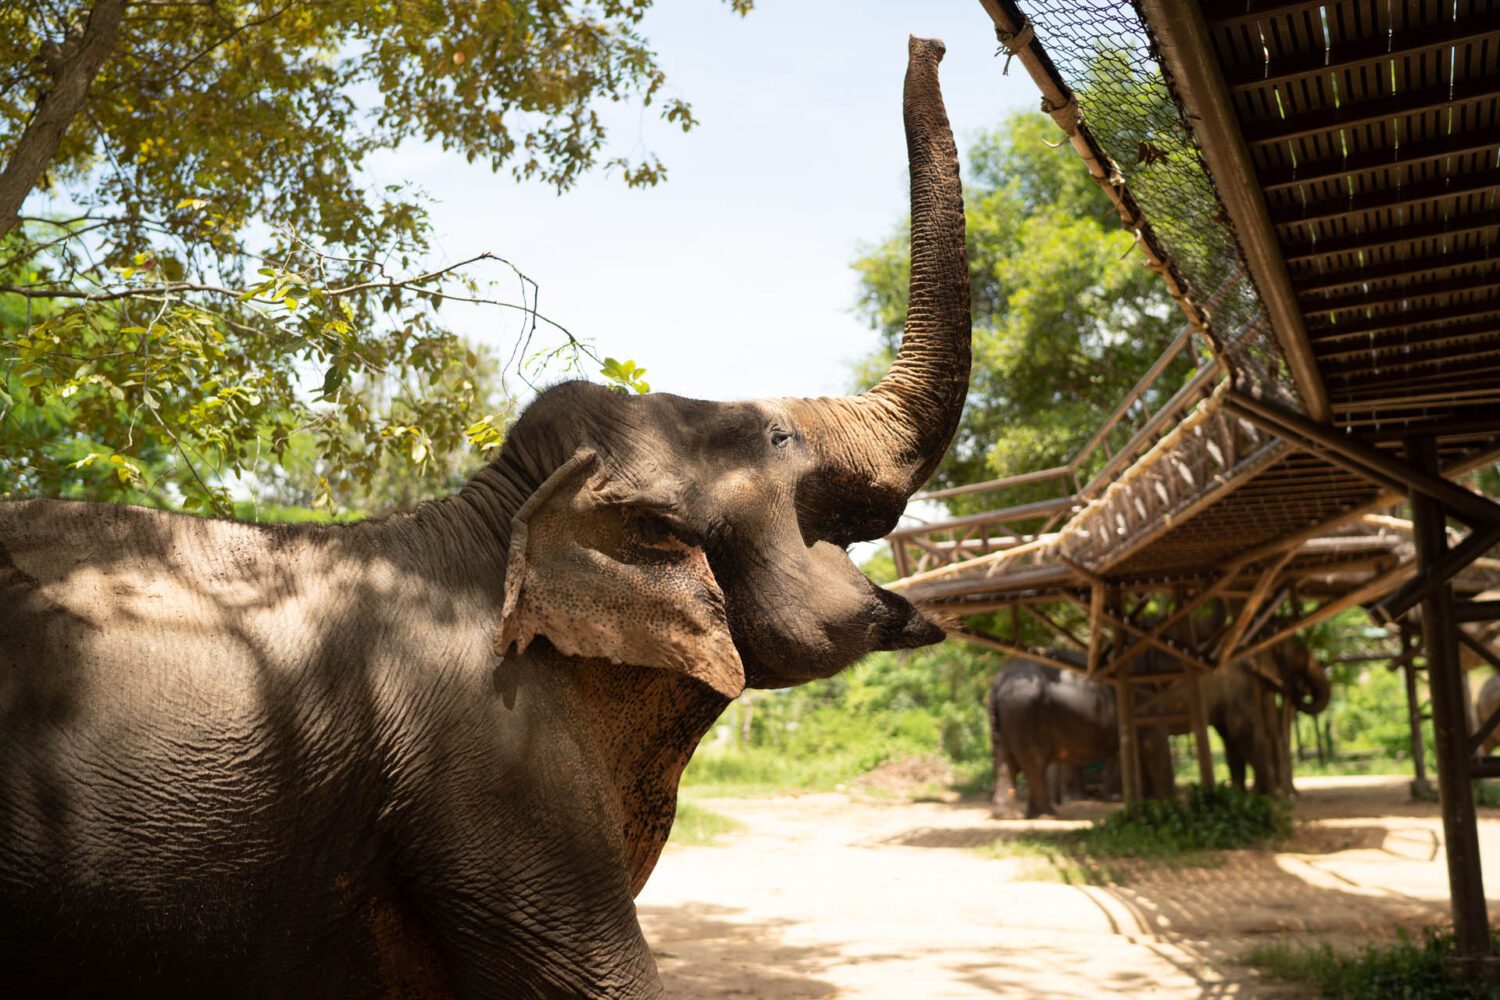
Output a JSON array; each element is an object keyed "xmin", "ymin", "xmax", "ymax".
[{"xmin": 636, "ymin": 776, "xmax": 1500, "ymax": 998}]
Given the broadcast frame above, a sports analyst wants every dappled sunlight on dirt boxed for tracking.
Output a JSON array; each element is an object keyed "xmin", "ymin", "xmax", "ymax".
[{"xmin": 638, "ymin": 776, "xmax": 1500, "ymax": 998}]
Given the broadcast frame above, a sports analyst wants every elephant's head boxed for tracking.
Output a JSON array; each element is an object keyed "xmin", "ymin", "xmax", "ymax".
[
  {"xmin": 1261, "ymin": 636, "xmax": 1330, "ymax": 714},
  {"xmin": 481, "ymin": 38, "xmax": 968, "ymax": 698}
]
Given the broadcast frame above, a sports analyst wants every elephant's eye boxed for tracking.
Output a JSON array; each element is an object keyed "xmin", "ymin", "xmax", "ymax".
[{"xmin": 770, "ymin": 428, "xmax": 793, "ymax": 449}]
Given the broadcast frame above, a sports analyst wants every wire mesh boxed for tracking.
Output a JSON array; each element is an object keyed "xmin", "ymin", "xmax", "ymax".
[{"xmin": 1012, "ymin": 0, "xmax": 1306, "ymax": 412}]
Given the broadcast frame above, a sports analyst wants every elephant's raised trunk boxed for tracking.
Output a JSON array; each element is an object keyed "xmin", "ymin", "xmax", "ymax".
[
  {"xmin": 788, "ymin": 37, "xmax": 971, "ymax": 545},
  {"xmin": 1295, "ymin": 655, "xmax": 1331, "ymax": 715}
]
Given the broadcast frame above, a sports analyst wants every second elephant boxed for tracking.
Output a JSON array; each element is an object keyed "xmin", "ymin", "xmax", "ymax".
[{"xmin": 987, "ymin": 655, "xmax": 1173, "ymax": 819}]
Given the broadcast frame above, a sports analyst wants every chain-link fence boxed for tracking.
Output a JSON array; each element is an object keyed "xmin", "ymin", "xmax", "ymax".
[{"xmin": 1004, "ymin": 0, "xmax": 1306, "ymax": 412}]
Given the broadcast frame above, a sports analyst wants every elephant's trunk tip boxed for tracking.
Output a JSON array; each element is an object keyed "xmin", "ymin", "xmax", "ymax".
[{"xmin": 909, "ymin": 35, "xmax": 947, "ymax": 63}]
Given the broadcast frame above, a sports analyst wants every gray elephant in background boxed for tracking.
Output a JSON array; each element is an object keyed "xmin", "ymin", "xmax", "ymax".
[
  {"xmin": 1193, "ymin": 635, "xmax": 1330, "ymax": 795},
  {"xmin": 0, "ymin": 38, "xmax": 969, "ymax": 1000},
  {"xmin": 987, "ymin": 634, "xmax": 1330, "ymax": 818},
  {"xmin": 987, "ymin": 654, "xmax": 1173, "ymax": 819}
]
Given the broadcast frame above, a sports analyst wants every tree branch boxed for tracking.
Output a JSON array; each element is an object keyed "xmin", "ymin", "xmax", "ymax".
[{"xmin": 0, "ymin": 0, "xmax": 130, "ymax": 239}]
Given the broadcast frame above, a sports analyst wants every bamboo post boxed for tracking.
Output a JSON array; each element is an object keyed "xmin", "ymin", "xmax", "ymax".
[
  {"xmin": 1402, "ymin": 621, "xmax": 1432, "ymax": 797},
  {"xmin": 1408, "ymin": 436, "xmax": 1490, "ymax": 968},
  {"xmin": 1112, "ymin": 590, "xmax": 1142, "ymax": 806},
  {"xmin": 1179, "ymin": 587, "xmax": 1216, "ymax": 788}
]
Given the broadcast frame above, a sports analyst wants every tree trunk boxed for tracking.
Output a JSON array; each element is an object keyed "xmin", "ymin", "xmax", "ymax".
[{"xmin": 0, "ymin": 0, "xmax": 128, "ymax": 238}]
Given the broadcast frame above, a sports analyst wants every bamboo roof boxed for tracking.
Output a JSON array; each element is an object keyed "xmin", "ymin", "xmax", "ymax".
[{"xmin": 891, "ymin": 0, "xmax": 1500, "ymax": 613}]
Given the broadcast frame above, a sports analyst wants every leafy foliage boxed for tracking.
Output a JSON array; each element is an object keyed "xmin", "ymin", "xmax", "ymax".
[
  {"xmin": 1243, "ymin": 928, "xmax": 1500, "ymax": 1000},
  {"xmin": 599, "ymin": 357, "xmax": 651, "ymax": 395},
  {"xmin": 2, "ymin": 0, "xmax": 746, "ymax": 513}
]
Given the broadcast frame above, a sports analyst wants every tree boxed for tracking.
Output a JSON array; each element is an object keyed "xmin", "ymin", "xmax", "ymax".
[
  {"xmin": 852, "ymin": 110, "xmax": 1182, "ymax": 514},
  {"xmin": 0, "ymin": 0, "xmax": 746, "ymax": 513}
]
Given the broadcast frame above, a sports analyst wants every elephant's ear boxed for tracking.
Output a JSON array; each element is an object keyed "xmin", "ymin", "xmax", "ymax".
[{"xmin": 494, "ymin": 449, "xmax": 745, "ymax": 699}]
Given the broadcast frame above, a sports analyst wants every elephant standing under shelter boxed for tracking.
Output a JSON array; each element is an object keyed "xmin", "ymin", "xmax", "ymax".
[
  {"xmin": 987, "ymin": 654, "xmax": 1173, "ymax": 819},
  {"xmin": 1191, "ymin": 635, "xmax": 1329, "ymax": 796},
  {"xmin": 0, "ymin": 38, "xmax": 970, "ymax": 1000},
  {"xmin": 987, "ymin": 635, "xmax": 1329, "ymax": 818}
]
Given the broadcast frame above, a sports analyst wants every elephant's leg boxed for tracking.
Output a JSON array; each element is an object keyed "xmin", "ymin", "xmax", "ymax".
[
  {"xmin": 1224, "ymin": 738, "xmax": 1247, "ymax": 792},
  {"xmin": 402, "ymin": 789, "xmax": 663, "ymax": 999},
  {"xmin": 1247, "ymin": 736, "xmax": 1275, "ymax": 796},
  {"xmin": 991, "ymin": 739, "xmax": 1025, "ymax": 820},
  {"xmin": 1102, "ymin": 755, "xmax": 1122, "ymax": 800},
  {"xmin": 1021, "ymin": 754, "xmax": 1054, "ymax": 818}
]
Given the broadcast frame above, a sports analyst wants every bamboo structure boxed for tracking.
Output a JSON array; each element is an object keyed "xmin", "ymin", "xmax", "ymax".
[{"xmin": 886, "ymin": 0, "xmax": 1500, "ymax": 977}]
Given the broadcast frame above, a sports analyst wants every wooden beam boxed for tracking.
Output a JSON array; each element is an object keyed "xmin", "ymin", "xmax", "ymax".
[
  {"xmin": 1203, "ymin": 0, "xmax": 1341, "ymax": 29},
  {"xmin": 1301, "ymin": 269, "xmax": 1500, "ymax": 321},
  {"xmin": 1281, "ymin": 206, "xmax": 1500, "ymax": 264},
  {"xmin": 1218, "ymin": 549, "xmax": 1297, "ymax": 658},
  {"xmin": 1225, "ymin": 390, "xmax": 1500, "ymax": 528},
  {"xmin": 1270, "ymin": 166, "xmax": 1500, "ymax": 229},
  {"xmin": 1460, "ymin": 631, "xmax": 1500, "ymax": 675},
  {"xmin": 1179, "ymin": 586, "xmax": 1217, "ymax": 788},
  {"xmin": 1086, "ymin": 583, "xmax": 1106, "ymax": 678},
  {"xmin": 1374, "ymin": 521, "xmax": 1500, "ymax": 622},
  {"xmin": 1308, "ymin": 299, "xmax": 1500, "ymax": 344},
  {"xmin": 1022, "ymin": 604, "xmax": 1087, "ymax": 650},
  {"xmin": 1099, "ymin": 609, "xmax": 1217, "ymax": 674},
  {"xmin": 1401, "ymin": 623, "xmax": 1432, "ymax": 795},
  {"xmin": 947, "ymin": 630, "xmax": 1084, "ymax": 675},
  {"xmin": 1455, "ymin": 600, "xmax": 1500, "ymax": 624},
  {"xmin": 1245, "ymin": 76, "xmax": 1500, "ymax": 148},
  {"xmin": 1263, "ymin": 126, "xmax": 1500, "ymax": 194},
  {"xmin": 1296, "ymin": 244, "xmax": 1500, "ymax": 300},
  {"xmin": 1226, "ymin": 17, "xmax": 1500, "ymax": 93},
  {"xmin": 1231, "ymin": 563, "xmax": 1417, "ymax": 664},
  {"xmin": 1135, "ymin": 0, "xmax": 1330, "ymax": 420},
  {"xmin": 1112, "ymin": 595, "xmax": 1143, "ymax": 806}
]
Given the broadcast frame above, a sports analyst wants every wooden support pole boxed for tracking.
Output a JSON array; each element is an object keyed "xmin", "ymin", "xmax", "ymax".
[
  {"xmin": 1180, "ymin": 587, "xmax": 1216, "ymax": 788},
  {"xmin": 1086, "ymin": 583, "xmax": 1105, "ymax": 677},
  {"xmin": 1408, "ymin": 436, "xmax": 1490, "ymax": 965},
  {"xmin": 1112, "ymin": 591, "xmax": 1143, "ymax": 806}
]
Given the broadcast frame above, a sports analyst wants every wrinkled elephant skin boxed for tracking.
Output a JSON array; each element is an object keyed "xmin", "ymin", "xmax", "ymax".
[{"xmin": 0, "ymin": 38, "xmax": 971, "ymax": 1000}]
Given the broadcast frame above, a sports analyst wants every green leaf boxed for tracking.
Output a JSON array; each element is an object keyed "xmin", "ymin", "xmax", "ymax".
[{"xmin": 321, "ymin": 365, "xmax": 345, "ymax": 396}]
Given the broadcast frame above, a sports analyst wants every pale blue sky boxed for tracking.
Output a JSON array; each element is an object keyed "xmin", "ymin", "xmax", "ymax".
[{"xmin": 364, "ymin": 0, "xmax": 1038, "ymax": 401}]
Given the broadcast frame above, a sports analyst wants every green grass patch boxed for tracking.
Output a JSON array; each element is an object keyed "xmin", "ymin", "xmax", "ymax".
[
  {"xmin": 1083, "ymin": 783, "xmax": 1292, "ymax": 856},
  {"xmin": 976, "ymin": 785, "xmax": 1292, "ymax": 885},
  {"xmin": 667, "ymin": 801, "xmax": 744, "ymax": 847},
  {"xmin": 1243, "ymin": 929, "xmax": 1500, "ymax": 999}
]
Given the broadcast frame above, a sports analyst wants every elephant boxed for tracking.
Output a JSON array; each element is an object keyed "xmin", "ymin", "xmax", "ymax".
[
  {"xmin": 0, "ymin": 37, "xmax": 969, "ymax": 1000},
  {"xmin": 987, "ymin": 634, "xmax": 1329, "ymax": 817},
  {"xmin": 1193, "ymin": 635, "xmax": 1330, "ymax": 796},
  {"xmin": 1476, "ymin": 672, "xmax": 1500, "ymax": 756},
  {"xmin": 987, "ymin": 653, "xmax": 1173, "ymax": 819}
]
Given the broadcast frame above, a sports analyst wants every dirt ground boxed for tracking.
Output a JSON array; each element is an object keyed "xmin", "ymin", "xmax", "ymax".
[{"xmin": 636, "ymin": 775, "xmax": 1500, "ymax": 998}]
